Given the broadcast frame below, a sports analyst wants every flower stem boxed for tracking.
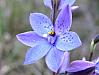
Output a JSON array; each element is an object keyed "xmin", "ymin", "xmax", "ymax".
[
  {"xmin": 89, "ymin": 51, "xmax": 94, "ymax": 61},
  {"xmin": 89, "ymin": 34, "xmax": 99, "ymax": 61},
  {"xmin": 53, "ymin": 72, "xmax": 57, "ymax": 75},
  {"xmin": 89, "ymin": 45, "xmax": 96, "ymax": 61},
  {"xmin": 89, "ymin": 40, "xmax": 96, "ymax": 61},
  {"xmin": 50, "ymin": 0, "xmax": 59, "ymax": 25},
  {"xmin": 64, "ymin": 71, "xmax": 67, "ymax": 75}
]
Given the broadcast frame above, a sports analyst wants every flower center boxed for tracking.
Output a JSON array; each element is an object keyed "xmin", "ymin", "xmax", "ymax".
[
  {"xmin": 48, "ymin": 31, "xmax": 55, "ymax": 36},
  {"xmin": 48, "ymin": 35, "xmax": 57, "ymax": 45}
]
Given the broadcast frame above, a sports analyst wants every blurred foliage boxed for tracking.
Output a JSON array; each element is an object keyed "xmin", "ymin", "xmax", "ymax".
[
  {"xmin": 0, "ymin": 0, "xmax": 99, "ymax": 75},
  {"xmin": 0, "ymin": 7, "xmax": 4, "ymax": 41}
]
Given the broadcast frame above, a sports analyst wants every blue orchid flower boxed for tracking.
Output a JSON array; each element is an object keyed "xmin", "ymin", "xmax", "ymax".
[
  {"xmin": 16, "ymin": 5, "xmax": 81, "ymax": 73},
  {"xmin": 44, "ymin": 0, "xmax": 78, "ymax": 10},
  {"xmin": 66, "ymin": 58, "xmax": 99, "ymax": 75}
]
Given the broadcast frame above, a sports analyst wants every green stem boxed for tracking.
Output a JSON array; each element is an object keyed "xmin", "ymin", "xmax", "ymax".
[
  {"xmin": 89, "ymin": 40, "xmax": 96, "ymax": 61},
  {"xmin": 89, "ymin": 51, "xmax": 94, "ymax": 61}
]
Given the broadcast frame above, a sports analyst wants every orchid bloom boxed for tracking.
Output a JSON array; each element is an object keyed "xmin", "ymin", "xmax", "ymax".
[
  {"xmin": 16, "ymin": 5, "xmax": 81, "ymax": 73},
  {"xmin": 44, "ymin": 0, "xmax": 78, "ymax": 10},
  {"xmin": 66, "ymin": 58, "xmax": 99, "ymax": 75}
]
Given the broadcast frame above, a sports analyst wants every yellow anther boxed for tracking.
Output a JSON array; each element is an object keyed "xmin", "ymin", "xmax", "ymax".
[{"xmin": 48, "ymin": 31, "xmax": 55, "ymax": 36}]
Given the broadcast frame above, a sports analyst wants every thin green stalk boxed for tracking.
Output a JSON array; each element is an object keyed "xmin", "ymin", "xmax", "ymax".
[{"xmin": 89, "ymin": 40, "xmax": 96, "ymax": 61}]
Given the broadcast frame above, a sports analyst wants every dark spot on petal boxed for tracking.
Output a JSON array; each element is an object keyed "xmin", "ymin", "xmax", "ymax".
[
  {"xmin": 44, "ymin": 26, "xmax": 46, "ymax": 28},
  {"xmin": 66, "ymin": 40, "xmax": 68, "ymax": 42},
  {"xmin": 40, "ymin": 22, "xmax": 41, "ymax": 24},
  {"xmin": 67, "ymin": 33, "xmax": 70, "ymax": 35},
  {"xmin": 69, "ymin": 39, "xmax": 71, "ymax": 41}
]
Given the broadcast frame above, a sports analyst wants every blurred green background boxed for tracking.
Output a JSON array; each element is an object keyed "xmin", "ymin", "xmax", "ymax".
[{"xmin": 0, "ymin": 0, "xmax": 99, "ymax": 75}]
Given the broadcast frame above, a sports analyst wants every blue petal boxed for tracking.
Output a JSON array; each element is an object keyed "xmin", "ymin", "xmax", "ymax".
[
  {"xmin": 95, "ymin": 58, "xmax": 99, "ymax": 74},
  {"xmin": 45, "ymin": 47, "xmax": 69, "ymax": 73},
  {"xmin": 29, "ymin": 13, "xmax": 53, "ymax": 37},
  {"xmin": 56, "ymin": 31, "xmax": 82, "ymax": 51},
  {"xmin": 24, "ymin": 44, "xmax": 51, "ymax": 65},
  {"xmin": 59, "ymin": 52, "xmax": 70, "ymax": 73},
  {"xmin": 16, "ymin": 31, "xmax": 48, "ymax": 47},
  {"xmin": 59, "ymin": 0, "xmax": 76, "ymax": 9},
  {"xmin": 66, "ymin": 60, "xmax": 95, "ymax": 72},
  {"xmin": 55, "ymin": 5, "xmax": 72, "ymax": 35},
  {"xmin": 43, "ymin": 0, "xmax": 52, "ymax": 9}
]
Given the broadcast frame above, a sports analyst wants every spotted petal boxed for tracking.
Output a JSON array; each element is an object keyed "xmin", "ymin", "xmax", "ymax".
[
  {"xmin": 46, "ymin": 47, "xmax": 69, "ymax": 73},
  {"xmin": 24, "ymin": 44, "xmax": 51, "ymax": 65},
  {"xmin": 66, "ymin": 60, "xmax": 95, "ymax": 72},
  {"xmin": 44, "ymin": 0, "xmax": 52, "ymax": 9},
  {"xmin": 59, "ymin": 0, "xmax": 76, "ymax": 9},
  {"xmin": 56, "ymin": 31, "xmax": 82, "ymax": 51},
  {"xmin": 29, "ymin": 13, "xmax": 53, "ymax": 37},
  {"xmin": 55, "ymin": 5, "xmax": 72, "ymax": 35},
  {"xmin": 16, "ymin": 31, "xmax": 48, "ymax": 47}
]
